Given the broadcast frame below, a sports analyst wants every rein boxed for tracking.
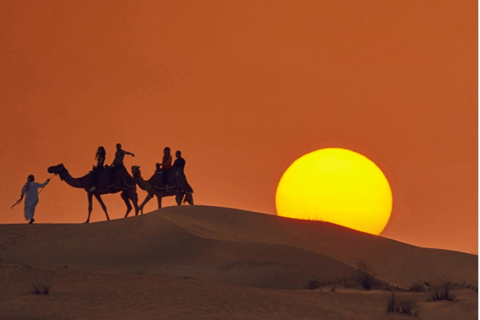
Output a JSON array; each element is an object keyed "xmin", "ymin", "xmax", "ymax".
[{"xmin": 38, "ymin": 174, "xmax": 57, "ymax": 195}]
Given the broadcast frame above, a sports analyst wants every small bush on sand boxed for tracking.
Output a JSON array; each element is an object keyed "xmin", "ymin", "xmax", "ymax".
[
  {"xmin": 305, "ymin": 280, "xmax": 323, "ymax": 290},
  {"xmin": 386, "ymin": 293, "xmax": 421, "ymax": 317},
  {"xmin": 304, "ymin": 279, "xmax": 340, "ymax": 291},
  {"xmin": 28, "ymin": 270, "xmax": 53, "ymax": 295},
  {"xmin": 354, "ymin": 259, "xmax": 379, "ymax": 290},
  {"xmin": 430, "ymin": 281, "xmax": 456, "ymax": 302},
  {"xmin": 408, "ymin": 281, "xmax": 426, "ymax": 292}
]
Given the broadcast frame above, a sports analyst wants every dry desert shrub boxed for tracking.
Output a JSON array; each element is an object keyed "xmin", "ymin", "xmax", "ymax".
[
  {"xmin": 27, "ymin": 270, "xmax": 54, "ymax": 295},
  {"xmin": 304, "ymin": 280, "xmax": 323, "ymax": 290},
  {"xmin": 408, "ymin": 280, "xmax": 427, "ymax": 292},
  {"xmin": 353, "ymin": 259, "xmax": 379, "ymax": 290},
  {"xmin": 386, "ymin": 292, "xmax": 421, "ymax": 317},
  {"xmin": 429, "ymin": 281, "xmax": 457, "ymax": 302},
  {"xmin": 304, "ymin": 278, "xmax": 341, "ymax": 291}
]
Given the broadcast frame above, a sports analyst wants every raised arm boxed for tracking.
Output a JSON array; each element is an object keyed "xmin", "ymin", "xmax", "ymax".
[
  {"xmin": 125, "ymin": 150, "xmax": 135, "ymax": 157},
  {"xmin": 37, "ymin": 179, "xmax": 50, "ymax": 188}
]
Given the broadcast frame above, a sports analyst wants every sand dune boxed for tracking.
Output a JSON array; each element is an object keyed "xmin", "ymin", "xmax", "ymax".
[
  {"xmin": 0, "ymin": 210, "xmax": 357, "ymax": 290},
  {"xmin": 159, "ymin": 206, "xmax": 478, "ymax": 287},
  {"xmin": 0, "ymin": 205, "xmax": 476, "ymax": 319}
]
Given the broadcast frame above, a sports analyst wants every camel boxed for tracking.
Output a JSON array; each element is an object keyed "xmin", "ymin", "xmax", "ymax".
[
  {"xmin": 47, "ymin": 164, "xmax": 140, "ymax": 223},
  {"xmin": 131, "ymin": 166, "xmax": 194, "ymax": 213}
]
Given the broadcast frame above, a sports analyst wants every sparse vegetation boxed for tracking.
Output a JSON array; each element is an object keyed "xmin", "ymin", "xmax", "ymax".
[
  {"xmin": 304, "ymin": 280, "xmax": 324, "ymax": 290},
  {"xmin": 386, "ymin": 292, "xmax": 421, "ymax": 316},
  {"xmin": 304, "ymin": 278, "xmax": 341, "ymax": 291},
  {"xmin": 27, "ymin": 270, "xmax": 53, "ymax": 295},
  {"xmin": 408, "ymin": 280, "xmax": 426, "ymax": 292},
  {"xmin": 466, "ymin": 283, "xmax": 478, "ymax": 293},
  {"xmin": 429, "ymin": 281, "xmax": 457, "ymax": 302},
  {"xmin": 353, "ymin": 259, "xmax": 379, "ymax": 290}
]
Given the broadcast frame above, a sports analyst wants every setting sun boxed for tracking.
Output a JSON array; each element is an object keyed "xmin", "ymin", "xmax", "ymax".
[{"xmin": 275, "ymin": 148, "xmax": 393, "ymax": 235}]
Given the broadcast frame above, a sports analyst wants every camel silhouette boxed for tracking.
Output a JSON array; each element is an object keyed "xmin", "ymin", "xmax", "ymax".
[
  {"xmin": 47, "ymin": 164, "xmax": 140, "ymax": 223},
  {"xmin": 131, "ymin": 165, "xmax": 193, "ymax": 213}
]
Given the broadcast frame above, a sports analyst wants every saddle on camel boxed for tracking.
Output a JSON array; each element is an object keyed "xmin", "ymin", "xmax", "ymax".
[
  {"xmin": 132, "ymin": 150, "xmax": 194, "ymax": 213},
  {"xmin": 47, "ymin": 163, "xmax": 140, "ymax": 223},
  {"xmin": 145, "ymin": 164, "xmax": 193, "ymax": 195}
]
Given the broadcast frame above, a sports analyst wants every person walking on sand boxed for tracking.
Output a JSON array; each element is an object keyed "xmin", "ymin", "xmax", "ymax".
[{"xmin": 11, "ymin": 175, "xmax": 50, "ymax": 224}]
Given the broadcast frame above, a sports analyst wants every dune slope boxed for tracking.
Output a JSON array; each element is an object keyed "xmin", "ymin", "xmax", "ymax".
[{"xmin": 0, "ymin": 205, "xmax": 476, "ymax": 289}]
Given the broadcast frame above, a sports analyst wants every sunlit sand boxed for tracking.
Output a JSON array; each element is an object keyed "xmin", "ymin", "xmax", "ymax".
[{"xmin": 0, "ymin": 205, "xmax": 476, "ymax": 319}]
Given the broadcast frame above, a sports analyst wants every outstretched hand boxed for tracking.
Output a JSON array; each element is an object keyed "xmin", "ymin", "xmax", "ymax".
[{"xmin": 11, "ymin": 199, "xmax": 21, "ymax": 210}]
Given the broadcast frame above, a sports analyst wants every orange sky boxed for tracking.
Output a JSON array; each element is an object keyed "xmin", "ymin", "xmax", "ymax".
[{"xmin": 0, "ymin": 0, "xmax": 477, "ymax": 253}]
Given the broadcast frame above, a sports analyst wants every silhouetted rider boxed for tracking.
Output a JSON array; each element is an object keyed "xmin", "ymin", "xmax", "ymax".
[
  {"xmin": 111, "ymin": 143, "xmax": 135, "ymax": 168},
  {"xmin": 159, "ymin": 147, "xmax": 172, "ymax": 185},
  {"xmin": 109, "ymin": 143, "xmax": 135, "ymax": 186},
  {"xmin": 89, "ymin": 146, "xmax": 106, "ymax": 192},
  {"xmin": 173, "ymin": 150, "xmax": 185, "ymax": 174}
]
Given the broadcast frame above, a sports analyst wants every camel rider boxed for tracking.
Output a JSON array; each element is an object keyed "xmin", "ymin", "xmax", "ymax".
[
  {"xmin": 111, "ymin": 143, "xmax": 135, "ymax": 168},
  {"xmin": 109, "ymin": 143, "xmax": 135, "ymax": 185},
  {"xmin": 89, "ymin": 146, "xmax": 106, "ymax": 192},
  {"xmin": 173, "ymin": 150, "xmax": 192, "ymax": 194},
  {"xmin": 159, "ymin": 147, "xmax": 172, "ymax": 185},
  {"xmin": 173, "ymin": 150, "xmax": 185, "ymax": 175},
  {"xmin": 160, "ymin": 147, "xmax": 172, "ymax": 170}
]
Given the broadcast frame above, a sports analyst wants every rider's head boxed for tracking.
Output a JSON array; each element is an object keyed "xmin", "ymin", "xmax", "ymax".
[
  {"xmin": 116, "ymin": 143, "xmax": 121, "ymax": 150},
  {"xmin": 96, "ymin": 146, "xmax": 106, "ymax": 158},
  {"xmin": 164, "ymin": 147, "xmax": 171, "ymax": 155},
  {"xmin": 176, "ymin": 150, "xmax": 182, "ymax": 158},
  {"xmin": 27, "ymin": 174, "xmax": 34, "ymax": 183}
]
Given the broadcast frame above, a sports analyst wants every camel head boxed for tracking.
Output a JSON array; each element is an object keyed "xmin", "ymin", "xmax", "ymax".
[
  {"xmin": 131, "ymin": 165, "xmax": 141, "ymax": 176},
  {"xmin": 48, "ymin": 164, "xmax": 67, "ymax": 180}
]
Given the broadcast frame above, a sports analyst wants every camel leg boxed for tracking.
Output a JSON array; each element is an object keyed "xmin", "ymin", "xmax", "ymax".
[
  {"xmin": 185, "ymin": 194, "xmax": 194, "ymax": 205},
  {"xmin": 94, "ymin": 194, "xmax": 110, "ymax": 221},
  {"xmin": 132, "ymin": 191, "xmax": 140, "ymax": 216},
  {"xmin": 175, "ymin": 193, "xmax": 184, "ymax": 206},
  {"xmin": 140, "ymin": 193, "xmax": 154, "ymax": 214},
  {"xmin": 122, "ymin": 191, "xmax": 133, "ymax": 218},
  {"xmin": 157, "ymin": 194, "xmax": 163, "ymax": 209},
  {"xmin": 86, "ymin": 192, "xmax": 93, "ymax": 223}
]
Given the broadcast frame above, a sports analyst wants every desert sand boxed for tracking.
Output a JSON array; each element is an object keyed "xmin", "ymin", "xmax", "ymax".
[{"xmin": 0, "ymin": 205, "xmax": 477, "ymax": 319}]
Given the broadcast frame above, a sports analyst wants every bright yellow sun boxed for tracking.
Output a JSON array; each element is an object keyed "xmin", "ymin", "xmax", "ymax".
[{"xmin": 275, "ymin": 148, "xmax": 392, "ymax": 235}]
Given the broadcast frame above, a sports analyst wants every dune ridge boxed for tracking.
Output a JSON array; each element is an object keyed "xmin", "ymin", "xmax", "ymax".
[
  {"xmin": 0, "ymin": 205, "xmax": 476, "ymax": 290},
  {"xmin": 0, "ymin": 205, "xmax": 477, "ymax": 320},
  {"xmin": 159, "ymin": 205, "xmax": 478, "ymax": 287}
]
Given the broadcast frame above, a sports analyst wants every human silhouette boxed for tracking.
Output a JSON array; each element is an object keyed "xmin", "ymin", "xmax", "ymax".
[
  {"xmin": 89, "ymin": 146, "xmax": 106, "ymax": 192},
  {"xmin": 159, "ymin": 147, "xmax": 172, "ymax": 170},
  {"xmin": 110, "ymin": 143, "xmax": 135, "ymax": 185},
  {"xmin": 111, "ymin": 143, "xmax": 135, "ymax": 168},
  {"xmin": 159, "ymin": 147, "xmax": 172, "ymax": 185},
  {"xmin": 173, "ymin": 150, "xmax": 193, "ymax": 202},
  {"xmin": 11, "ymin": 175, "xmax": 50, "ymax": 224},
  {"xmin": 173, "ymin": 150, "xmax": 185, "ymax": 174}
]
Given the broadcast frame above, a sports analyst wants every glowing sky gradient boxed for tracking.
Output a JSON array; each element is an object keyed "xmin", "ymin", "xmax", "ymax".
[{"xmin": 0, "ymin": 0, "xmax": 476, "ymax": 253}]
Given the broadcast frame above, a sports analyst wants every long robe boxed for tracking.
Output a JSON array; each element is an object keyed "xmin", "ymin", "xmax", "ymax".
[{"xmin": 21, "ymin": 180, "xmax": 49, "ymax": 220}]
